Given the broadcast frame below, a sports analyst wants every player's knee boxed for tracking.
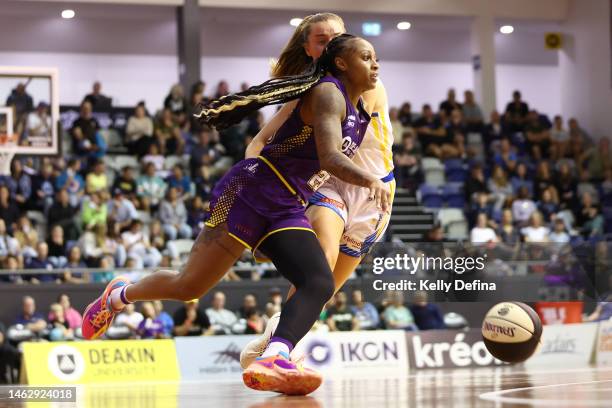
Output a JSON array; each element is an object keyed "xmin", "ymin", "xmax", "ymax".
[{"xmin": 308, "ymin": 271, "xmax": 335, "ymax": 303}]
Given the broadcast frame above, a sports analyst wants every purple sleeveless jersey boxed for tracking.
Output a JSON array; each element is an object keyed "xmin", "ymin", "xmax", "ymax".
[{"xmin": 204, "ymin": 76, "xmax": 370, "ymax": 258}]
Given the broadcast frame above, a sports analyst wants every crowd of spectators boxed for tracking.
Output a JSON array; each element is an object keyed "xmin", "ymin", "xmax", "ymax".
[
  {"xmin": 391, "ymin": 88, "xmax": 611, "ymax": 246},
  {"xmin": 1, "ymin": 81, "xmax": 610, "ymax": 286}
]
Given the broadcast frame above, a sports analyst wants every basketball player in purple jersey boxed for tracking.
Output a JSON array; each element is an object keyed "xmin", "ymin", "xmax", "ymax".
[
  {"xmin": 241, "ymin": 13, "xmax": 397, "ymax": 368},
  {"xmin": 81, "ymin": 34, "xmax": 386, "ymax": 395}
]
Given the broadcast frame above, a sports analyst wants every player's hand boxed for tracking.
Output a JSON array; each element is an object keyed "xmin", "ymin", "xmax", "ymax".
[{"xmin": 367, "ymin": 179, "xmax": 391, "ymax": 213}]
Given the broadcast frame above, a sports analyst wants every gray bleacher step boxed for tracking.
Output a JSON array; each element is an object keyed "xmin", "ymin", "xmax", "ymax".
[
  {"xmin": 391, "ymin": 224, "xmax": 433, "ymax": 231},
  {"xmin": 395, "ymin": 233, "xmax": 425, "ymax": 241},
  {"xmin": 393, "ymin": 196, "xmax": 418, "ymax": 205},
  {"xmin": 392, "ymin": 205, "xmax": 429, "ymax": 214},
  {"xmin": 390, "ymin": 214, "xmax": 436, "ymax": 222}
]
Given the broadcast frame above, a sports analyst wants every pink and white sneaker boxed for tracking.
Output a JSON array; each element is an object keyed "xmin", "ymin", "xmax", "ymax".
[
  {"xmin": 81, "ymin": 276, "xmax": 130, "ymax": 340},
  {"xmin": 243, "ymin": 351, "xmax": 322, "ymax": 396}
]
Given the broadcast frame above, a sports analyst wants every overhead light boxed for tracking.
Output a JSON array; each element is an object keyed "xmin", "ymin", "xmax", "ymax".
[
  {"xmin": 500, "ymin": 25, "xmax": 514, "ymax": 34},
  {"xmin": 362, "ymin": 22, "xmax": 381, "ymax": 37},
  {"xmin": 61, "ymin": 9, "xmax": 75, "ymax": 19},
  {"xmin": 397, "ymin": 21, "xmax": 411, "ymax": 30},
  {"xmin": 290, "ymin": 18, "xmax": 302, "ymax": 27}
]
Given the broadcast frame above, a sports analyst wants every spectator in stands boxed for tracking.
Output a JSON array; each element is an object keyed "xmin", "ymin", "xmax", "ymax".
[
  {"xmin": 409, "ymin": 291, "xmax": 445, "ymax": 330},
  {"xmin": 121, "ymin": 219, "xmax": 162, "ymax": 268},
  {"xmin": 0, "ymin": 186, "xmax": 20, "ymax": 233},
  {"xmin": 556, "ymin": 161, "xmax": 578, "ymax": 212},
  {"xmin": 470, "ymin": 213, "xmax": 498, "ymax": 244},
  {"xmin": 206, "ymin": 291, "xmax": 238, "ymax": 335},
  {"xmin": 83, "ymin": 81, "xmax": 111, "ymax": 110},
  {"xmin": 326, "ymin": 292, "xmax": 358, "ymax": 331},
  {"xmin": 114, "ymin": 303, "xmax": 144, "ymax": 337},
  {"xmin": 187, "ymin": 196, "xmax": 207, "ymax": 238},
  {"xmin": 443, "ymin": 109, "xmax": 467, "ymax": 157},
  {"xmin": 153, "ymin": 300, "xmax": 174, "ymax": 337},
  {"xmin": 108, "ymin": 188, "xmax": 138, "ymax": 231},
  {"xmin": 15, "ymin": 296, "xmax": 46, "ymax": 335},
  {"xmin": 85, "ymin": 160, "xmax": 108, "ymax": 194},
  {"xmin": 236, "ymin": 294, "xmax": 260, "ymax": 319},
  {"xmin": 398, "ymin": 102, "xmax": 413, "ymax": 127},
  {"xmin": 537, "ymin": 187, "xmax": 559, "ymax": 223},
  {"xmin": 511, "ymin": 162, "xmax": 534, "ymax": 196},
  {"xmin": 63, "ymin": 245, "xmax": 87, "ymax": 283},
  {"xmin": 137, "ymin": 302, "xmax": 166, "ymax": 339},
  {"xmin": 47, "ymin": 225, "xmax": 67, "ymax": 268},
  {"xmin": 112, "ymin": 166, "xmax": 137, "ymax": 200},
  {"xmin": 25, "ymin": 242, "xmax": 57, "ymax": 283},
  {"xmin": 6, "ymin": 160, "xmax": 31, "ymax": 210},
  {"xmin": 585, "ymin": 137, "xmax": 611, "ymax": 182},
  {"xmin": 549, "ymin": 218, "xmax": 570, "ymax": 244},
  {"xmin": 71, "ymin": 101, "xmax": 100, "ymax": 157},
  {"xmin": 188, "ymin": 90, "xmax": 205, "ymax": 135},
  {"xmin": 534, "ymin": 161, "xmax": 556, "ymax": 202},
  {"xmin": 512, "ymin": 186, "xmax": 537, "ymax": 226},
  {"xmin": 137, "ymin": 162, "xmax": 166, "ymax": 212},
  {"xmin": 26, "ymin": 102, "xmax": 52, "ymax": 141},
  {"xmin": 47, "ymin": 303, "xmax": 73, "ymax": 341},
  {"xmin": 413, "ymin": 104, "xmax": 446, "ymax": 158},
  {"xmin": 521, "ymin": 211, "xmax": 550, "ymax": 242},
  {"xmin": 0, "ymin": 219, "xmax": 20, "ymax": 266},
  {"xmin": 439, "ymin": 88, "xmax": 462, "ymax": 116},
  {"xmin": 504, "ymin": 90, "xmax": 529, "ymax": 131},
  {"xmin": 173, "ymin": 299, "xmax": 212, "ymax": 336},
  {"xmin": 5, "ymin": 83, "xmax": 33, "ymax": 121},
  {"xmin": 81, "ymin": 191, "xmax": 107, "ymax": 230},
  {"xmin": 244, "ymin": 309, "xmax": 265, "ymax": 334},
  {"xmin": 167, "ymin": 164, "xmax": 191, "ymax": 199},
  {"xmin": 48, "ymin": 189, "xmax": 79, "ymax": 241},
  {"xmin": 154, "ymin": 108, "xmax": 183, "ymax": 154},
  {"xmin": 0, "ymin": 320, "xmax": 20, "ymax": 383},
  {"xmin": 498, "ymin": 209, "xmax": 520, "ymax": 246},
  {"xmin": 214, "ymin": 80, "xmax": 230, "ymax": 99},
  {"xmin": 79, "ymin": 223, "xmax": 110, "ymax": 265},
  {"xmin": 525, "ymin": 110, "xmax": 551, "ymax": 160},
  {"xmin": 30, "ymin": 162, "xmax": 55, "ymax": 214},
  {"xmin": 462, "ymin": 90, "xmax": 483, "ymax": 131},
  {"xmin": 393, "ymin": 131, "xmax": 421, "ymax": 190},
  {"xmin": 568, "ymin": 117, "xmax": 592, "ymax": 147},
  {"xmin": 602, "ymin": 168, "xmax": 612, "ymax": 196},
  {"xmin": 389, "ymin": 107, "xmax": 405, "ymax": 146},
  {"xmin": 350, "ymin": 289, "xmax": 379, "ymax": 330},
  {"xmin": 576, "ymin": 192, "xmax": 604, "ymax": 238},
  {"xmin": 141, "ymin": 143, "xmax": 166, "ymax": 175},
  {"xmin": 159, "ymin": 186, "xmax": 191, "ymax": 240},
  {"xmin": 382, "ymin": 291, "xmax": 417, "ymax": 331},
  {"xmin": 465, "ymin": 163, "xmax": 488, "ymax": 202},
  {"xmin": 1, "ymin": 255, "xmax": 21, "ymax": 283},
  {"xmin": 488, "ymin": 165, "xmax": 513, "ymax": 211},
  {"xmin": 13, "ymin": 215, "xmax": 37, "ymax": 257},
  {"xmin": 469, "ymin": 192, "xmax": 495, "ymax": 228},
  {"xmin": 190, "ymin": 128, "xmax": 231, "ymax": 178},
  {"xmin": 163, "ymin": 84, "xmax": 187, "ymax": 126},
  {"xmin": 483, "ymin": 111, "xmax": 504, "ymax": 153},
  {"xmin": 55, "ymin": 294, "xmax": 82, "ymax": 330},
  {"xmin": 493, "ymin": 138, "xmax": 517, "ymax": 174},
  {"xmin": 55, "ymin": 159, "xmax": 85, "ymax": 207},
  {"xmin": 126, "ymin": 104, "xmax": 154, "ymax": 156},
  {"xmin": 550, "ymin": 115, "xmax": 569, "ymax": 161}
]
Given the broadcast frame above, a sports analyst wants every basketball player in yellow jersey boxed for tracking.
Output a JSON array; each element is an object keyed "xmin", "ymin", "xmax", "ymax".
[{"xmin": 240, "ymin": 13, "xmax": 395, "ymax": 368}]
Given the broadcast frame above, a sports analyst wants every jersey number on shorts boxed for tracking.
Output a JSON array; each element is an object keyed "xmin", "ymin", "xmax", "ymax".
[{"xmin": 307, "ymin": 170, "xmax": 331, "ymax": 191}]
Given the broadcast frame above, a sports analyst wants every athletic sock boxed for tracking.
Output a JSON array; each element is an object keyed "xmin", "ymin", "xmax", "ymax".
[
  {"xmin": 109, "ymin": 285, "xmax": 132, "ymax": 311},
  {"xmin": 260, "ymin": 336, "xmax": 293, "ymax": 359}
]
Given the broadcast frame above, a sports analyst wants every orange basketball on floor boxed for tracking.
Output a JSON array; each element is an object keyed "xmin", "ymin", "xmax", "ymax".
[{"xmin": 481, "ymin": 301, "xmax": 543, "ymax": 363}]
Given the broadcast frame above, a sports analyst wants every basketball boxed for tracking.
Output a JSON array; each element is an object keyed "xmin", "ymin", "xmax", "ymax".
[{"xmin": 481, "ymin": 302, "xmax": 543, "ymax": 363}]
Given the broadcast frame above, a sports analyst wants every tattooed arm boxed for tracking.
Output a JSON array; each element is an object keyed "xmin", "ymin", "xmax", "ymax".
[{"xmin": 307, "ymin": 83, "xmax": 390, "ymax": 212}]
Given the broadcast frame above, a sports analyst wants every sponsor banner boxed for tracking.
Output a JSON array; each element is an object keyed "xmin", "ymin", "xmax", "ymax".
[
  {"xmin": 524, "ymin": 322, "xmax": 598, "ymax": 368},
  {"xmin": 175, "ymin": 335, "xmax": 256, "ymax": 381},
  {"xmin": 22, "ymin": 340, "xmax": 180, "ymax": 385},
  {"xmin": 406, "ymin": 329, "xmax": 504, "ymax": 369},
  {"xmin": 596, "ymin": 321, "xmax": 612, "ymax": 366},
  {"xmin": 535, "ymin": 302, "xmax": 584, "ymax": 324},
  {"xmin": 292, "ymin": 330, "xmax": 408, "ymax": 376}
]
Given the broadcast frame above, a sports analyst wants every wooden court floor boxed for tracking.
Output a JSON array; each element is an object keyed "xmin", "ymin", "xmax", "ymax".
[{"xmin": 1, "ymin": 366, "xmax": 611, "ymax": 407}]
